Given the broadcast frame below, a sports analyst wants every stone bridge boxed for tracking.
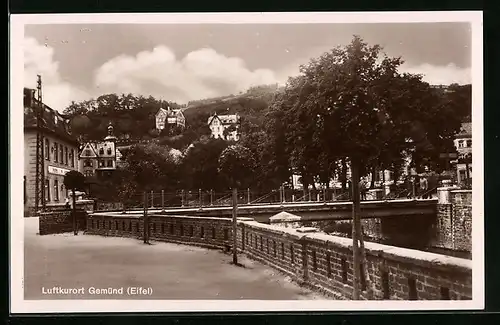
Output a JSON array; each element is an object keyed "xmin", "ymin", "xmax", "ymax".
[{"xmin": 110, "ymin": 198, "xmax": 437, "ymax": 223}]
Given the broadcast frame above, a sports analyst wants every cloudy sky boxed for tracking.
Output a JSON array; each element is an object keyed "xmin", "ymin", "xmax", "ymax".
[{"xmin": 24, "ymin": 22, "xmax": 472, "ymax": 112}]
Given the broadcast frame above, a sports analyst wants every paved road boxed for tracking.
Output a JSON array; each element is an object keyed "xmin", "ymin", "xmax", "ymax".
[{"xmin": 24, "ymin": 218, "xmax": 327, "ymax": 300}]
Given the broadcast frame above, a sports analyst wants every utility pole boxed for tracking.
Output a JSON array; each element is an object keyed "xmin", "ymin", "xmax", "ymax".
[
  {"xmin": 34, "ymin": 75, "xmax": 46, "ymax": 212},
  {"xmin": 232, "ymin": 187, "xmax": 238, "ymax": 265}
]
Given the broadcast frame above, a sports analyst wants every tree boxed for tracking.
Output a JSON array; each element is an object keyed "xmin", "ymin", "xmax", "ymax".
[
  {"xmin": 182, "ymin": 138, "xmax": 229, "ymax": 190},
  {"xmin": 63, "ymin": 170, "xmax": 86, "ymax": 235},
  {"xmin": 218, "ymin": 145, "xmax": 257, "ymax": 265},
  {"xmin": 270, "ymin": 35, "xmax": 464, "ymax": 299}
]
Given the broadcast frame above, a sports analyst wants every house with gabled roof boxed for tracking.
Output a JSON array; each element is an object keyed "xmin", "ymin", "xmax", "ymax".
[
  {"xmin": 78, "ymin": 122, "xmax": 121, "ymax": 177},
  {"xmin": 207, "ymin": 112, "xmax": 241, "ymax": 141},
  {"xmin": 155, "ymin": 106, "xmax": 186, "ymax": 131}
]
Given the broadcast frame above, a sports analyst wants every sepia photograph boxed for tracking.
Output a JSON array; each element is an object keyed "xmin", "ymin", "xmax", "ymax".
[{"xmin": 10, "ymin": 11, "xmax": 483, "ymax": 313}]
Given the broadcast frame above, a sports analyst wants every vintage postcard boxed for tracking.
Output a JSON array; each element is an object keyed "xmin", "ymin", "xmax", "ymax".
[{"xmin": 10, "ymin": 11, "xmax": 483, "ymax": 313}]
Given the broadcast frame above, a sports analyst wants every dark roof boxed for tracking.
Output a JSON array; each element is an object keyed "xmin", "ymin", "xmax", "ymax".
[{"xmin": 24, "ymin": 88, "xmax": 79, "ymax": 145}]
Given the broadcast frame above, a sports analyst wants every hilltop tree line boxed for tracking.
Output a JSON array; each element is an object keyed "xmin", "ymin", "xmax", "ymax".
[{"xmin": 69, "ymin": 37, "xmax": 471, "ymax": 203}]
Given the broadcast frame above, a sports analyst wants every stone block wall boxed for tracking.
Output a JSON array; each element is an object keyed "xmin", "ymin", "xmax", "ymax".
[
  {"xmin": 86, "ymin": 214, "xmax": 233, "ymax": 249},
  {"xmin": 433, "ymin": 189, "xmax": 472, "ymax": 252},
  {"xmin": 241, "ymin": 220, "xmax": 472, "ymax": 300},
  {"xmin": 84, "ymin": 213, "xmax": 472, "ymax": 300},
  {"xmin": 38, "ymin": 209, "xmax": 87, "ymax": 235}
]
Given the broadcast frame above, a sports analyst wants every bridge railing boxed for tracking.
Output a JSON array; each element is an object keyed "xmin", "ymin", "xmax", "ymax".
[{"xmin": 100, "ymin": 185, "xmax": 437, "ymax": 212}]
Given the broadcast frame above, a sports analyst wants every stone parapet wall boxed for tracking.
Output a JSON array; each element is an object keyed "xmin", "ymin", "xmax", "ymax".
[
  {"xmin": 241, "ymin": 220, "xmax": 471, "ymax": 300},
  {"xmin": 86, "ymin": 213, "xmax": 472, "ymax": 300},
  {"xmin": 38, "ymin": 209, "xmax": 87, "ymax": 235},
  {"xmin": 86, "ymin": 214, "xmax": 233, "ymax": 250}
]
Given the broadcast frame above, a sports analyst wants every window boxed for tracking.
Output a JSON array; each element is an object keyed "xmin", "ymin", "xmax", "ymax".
[
  {"xmin": 440, "ymin": 287, "xmax": 450, "ymax": 300},
  {"xmin": 99, "ymin": 160, "xmax": 105, "ymax": 167},
  {"xmin": 212, "ymin": 227, "xmax": 216, "ymax": 239},
  {"xmin": 107, "ymin": 148, "xmax": 112, "ymax": 155},
  {"xmin": 223, "ymin": 228, "xmax": 229, "ymax": 240},
  {"xmin": 360, "ymin": 264, "xmax": 366, "ymax": 291},
  {"xmin": 458, "ymin": 140, "xmax": 464, "ymax": 148},
  {"xmin": 408, "ymin": 277, "xmax": 418, "ymax": 300},
  {"xmin": 45, "ymin": 179, "xmax": 50, "ymax": 201},
  {"xmin": 466, "ymin": 139, "xmax": 472, "ymax": 147},
  {"xmin": 341, "ymin": 258, "xmax": 348, "ymax": 283},
  {"xmin": 54, "ymin": 180, "xmax": 59, "ymax": 201},
  {"xmin": 180, "ymin": 224, "xmax": 184, "ymax": 236},
  {"xmin": 44, "ymin": 138, "xmax": 50, "ymax": 160},
  {"xmin": 189, "ymin": 225, "xmax": 194, "ymax": 237},
  {"xmin": 273, "ymin": 241, "xmax": 277, "ymax": 257},
  {"xmin": 54, "ymin": 143, "xmax": 58, "ymax": 162},
  {"xmin": 85, "ymin": 149, "xmax": 92, "ymax": 156},
  {"xmin": 382, "ymin": 271, "xmax": 390, "ymax": 299},
  {"xmin": 65, "ymin": 147, "xmax": 68, "ymax": 165},
  {"xmin": 326, "ymin": 253, "xmax": 332, "ymax": 277},
  {"xmin": 312, "ymin": 250, "xmax": 317, "ymax": 271},
  {"xmin": 107, "ymin": 160, "xmax": 113, "ymax": 167},
  {"xmin": 99, "ymin": 148, "xmax": 104, "ymax": 155},
  {"xmin": 84, "ymin": 159, "xmax": 93, "ymax": 167},
  {"xmin": 59, "ymin": 144, "xmax": 64, "ymax": 163},
  {"xmin": 281, "ymin": 242, "xmax": 285, "ymax": 259},
  {"xmin": 200, "ymin": 226, "xmax": 204, "ymax": 238},
  {"xmin": 70, "ymin": 149, "xmax": 74, "ymax": 167},
  {"xmin": 290, "ymin": 244, "xmax": 294, "ymax": 264}
]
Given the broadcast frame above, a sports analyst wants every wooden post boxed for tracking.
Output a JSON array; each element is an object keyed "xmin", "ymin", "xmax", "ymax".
[
  {"xmin": 143, "ymin": 191, "xmax": 149, "ymax": 244},
  {"xmin": 323, "ymin": 187, "xmax": 326, "ymax": 202},
  {"xmin": 210, "ymin": 189, "xmax": 213, "ymax": 206},
  {"xmin": 247, "ymin": 188, "xmax": 250, "ymax": 204},
  {"xmin": 283, "ymin": 187, "xmax": 286, "ymax": 203},
  {"xmin": 351, "ymin": 159, "xmax": 361, "ymax": 300},
  {"xmin": 232, "ymin": 187, "xmax": 238, "ymax": 265},
  {"xmin": 151, "ymin": 190, "xmax": 154, "ymax": 208},
  {"xmin": 199, "ymin": 188, "xmax": 202, "ymax": 207},
  {"xmin": 181, "ymin": 190, "xmax": 185, "ymax": 207},
  {"xmin": 161, "ymin": 190, "xmax": 164, "ymax": 210},
  {"xmin": 308, "ymin": 188, "xmax": 311, "ymax": 201}
]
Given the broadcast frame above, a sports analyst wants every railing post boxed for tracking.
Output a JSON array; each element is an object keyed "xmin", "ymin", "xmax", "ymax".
[
  {"xmin": 292, "ymin": 194, "xmax": 295, "ymax": 202},
  {"xmin": 181, "ymin": 190, "xmax": 185, "ymax": 207},
  {"xmin": 308, "ymin": 188, "xmax": 311, "ymax": 201},
  {"xmin": 247, "ymin": 188, "xmax": 250, "ymax": 204},
  {"xmin": 210, "ymin": 189, "xmax": 213, "ymax": 206},
  {"xmin": 161, "ymin": 190, "xmax": 164, "ymax": 210},
  {"xmin": 199, "ymin": 188, "xmax": 202, "ymax": 207},
  {"xmin": 151, "ymin": 190, "xmax": 154, "ymax": 208},
  {"xmin": 323, "ymin": 188, "xmax": 326, "ymax": 202}
]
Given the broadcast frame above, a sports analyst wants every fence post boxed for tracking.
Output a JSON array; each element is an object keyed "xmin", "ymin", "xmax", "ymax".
[
  {"xmin": 247, "ymin": 188, "xmax": 250, "ymax": 204},
  {"xmin": 283, "ymin": 187, "xmax": 286, "ymax": 203},
  {"xmin": 181, "ymin": 190, "xmax": 185, "ymax": 207},
  {"xmin": 292, "ymin": 194, "xmax": 295, "ymax": 202},
  {"xmin": 210, "ymin": 189, "xmax": 213, "ymax": 206},
  {"xmin": 323, "ymin": 188, "xmax": 326, "ymax": 202},
  {"xmin": 161, "ymin": 190, "xmax": 164, "ymax": 210},
  {"xmin": 308, "ymin": 188, "xmax": 311, "ymax": 202},
  {"xmin": 317, "ymin": 192, "xmax": 320, "ymax": 202},
  {"xmin": 151, "ymin": 190, "xmax": 154, "ymax": 208},
  {"xmin": 143, "ymin": 191, "xmax": 149, "ymax": 244}
]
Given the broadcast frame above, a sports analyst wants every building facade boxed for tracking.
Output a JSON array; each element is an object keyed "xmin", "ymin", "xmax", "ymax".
[
  {"xmin": 453, "ymin": 122, "xmax": 472, "ymax": 184},
  {"xmin": 155, "ymin": 107, "xmax": 186, "ymax": 131},
  {"xmin": 207, "ymin": 112, "xmax": 241, "ymax": 141},
  {"xmin": 78, "ymin": 123, "xmax": 119, "ymax": 177},
  {"xmin": 24, "ymin": 88, "xmax": 80, "ymax": 211}
]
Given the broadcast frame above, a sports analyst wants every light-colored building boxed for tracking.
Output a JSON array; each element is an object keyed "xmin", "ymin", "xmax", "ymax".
[
  {"xmin": 207, "ymin": 112, "xmax": 241, "ymax": 141},
  {"xmin": 453, "ymin": 122, "xmax": 472, "ymax": 184},
  {"xmin": 78, "ymin": 123, "xmax": 119, "ymax": 177},
  {"xmin": 155, "ymin": 107, "xmax": 186, "ymax": 131},
  {"xmin": 24, "ymin": 87, "xmax": 80, "ymax": 210}
]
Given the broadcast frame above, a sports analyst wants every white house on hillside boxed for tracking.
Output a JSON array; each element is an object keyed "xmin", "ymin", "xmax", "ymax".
[
  {"xmin": 207, "ymin": 112, "xmax": 241, "ymax": 141},
  {"xmin": 155, "ymin": 107, "xmax": 186, "ymax": 131}
]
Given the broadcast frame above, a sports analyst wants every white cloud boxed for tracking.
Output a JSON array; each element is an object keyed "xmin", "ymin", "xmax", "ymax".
[
  {"xmin": 94, "ymin": 46, "xmax": 279, "ymax": 104},
  {"xmin": 399, "ymin": 63, "xmax": 471, "ymax": 85},
  {"xmin": 24, "ymin": 37, "xmax": 90, "ymax": 112}
]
